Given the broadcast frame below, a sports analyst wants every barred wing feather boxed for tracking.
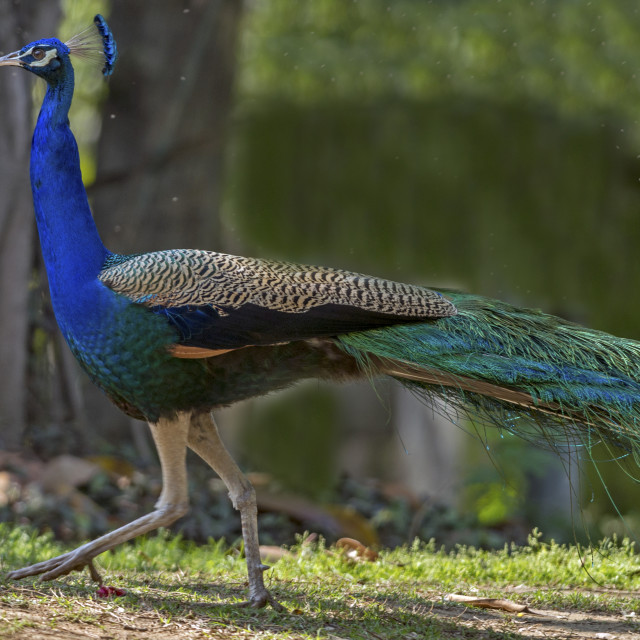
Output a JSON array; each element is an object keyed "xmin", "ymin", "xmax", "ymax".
[{"xmin": 98, "ymin": 249, "xmax": 456, "ymax": 350}]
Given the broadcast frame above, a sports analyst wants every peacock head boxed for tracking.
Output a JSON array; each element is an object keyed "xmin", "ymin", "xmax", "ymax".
[
  {"xmin": 0, "ymin": 15, "xmax": 116, "ymax": 83},
  {"xmin": 0, "ymin": 39, "xmax": 71, "ymax": 83}
]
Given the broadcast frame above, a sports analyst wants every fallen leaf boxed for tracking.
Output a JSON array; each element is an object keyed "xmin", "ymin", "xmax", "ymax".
[
  {"xmin": 336, "ymin": 537, "xmax": 379, "ymax": 562},
  {"xmin": 445, "ymin": 594, "xmax": 544, "ymax": 615}
]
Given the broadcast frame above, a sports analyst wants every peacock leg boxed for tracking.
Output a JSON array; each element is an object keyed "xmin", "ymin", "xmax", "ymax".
[
  {"xmin": 187, "ymin": 412, "xmax": 284, "ymax": 610},
  {"xmin": 8, "ymin": 413, "xmax": 191, "ymax": 582}
]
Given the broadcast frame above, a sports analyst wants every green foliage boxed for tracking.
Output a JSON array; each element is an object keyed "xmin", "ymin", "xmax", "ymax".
[
  {"xmin": 465, "ymin": 481, "xmax": 518, "ymax": 527},
  {"xmin": 4, "ymin": 522, "xmax": 638, "ymax": 590},
  {"xmin": 239, "ymin": 0, "xmax": 640, "ymax": 122},
  {"xmin": 0, "ymin": 526, "xmax": 62, "ymax": 569}
]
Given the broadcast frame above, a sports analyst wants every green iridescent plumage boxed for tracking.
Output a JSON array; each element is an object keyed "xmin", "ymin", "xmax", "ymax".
[{"xmin": 339, "ymin": 292, "xmax": 640, "ymax": 456}]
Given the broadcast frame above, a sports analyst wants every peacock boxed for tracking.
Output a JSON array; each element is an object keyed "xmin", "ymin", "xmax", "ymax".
[{"xmin": 1, "ymin": 16, "xmax": 640, "ymax": 609}]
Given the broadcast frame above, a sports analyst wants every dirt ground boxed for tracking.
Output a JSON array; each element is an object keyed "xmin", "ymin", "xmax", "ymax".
[
  {"xmin": 0, "ymin": 590, "xmax": 637, "ymax": 640},
  {"xmin": 433, "ymin": 603, "xmax": 638, "ymax": 639}
]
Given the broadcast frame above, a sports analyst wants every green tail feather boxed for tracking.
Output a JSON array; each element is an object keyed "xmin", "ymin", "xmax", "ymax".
[{"xmin": 337, "ymin": 291, "xmax": 640, "ymax": 461}]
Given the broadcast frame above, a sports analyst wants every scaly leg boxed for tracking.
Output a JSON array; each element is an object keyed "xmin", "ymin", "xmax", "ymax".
[
  {"xmin": 187, "ymin": 412, "xmax": 283, "ymax": 610},
  {"xmin": 8, "ymin": 413, "xmax": 191, "ymax": 582}
]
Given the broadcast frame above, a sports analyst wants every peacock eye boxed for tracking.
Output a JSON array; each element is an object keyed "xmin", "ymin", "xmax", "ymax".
[{"xmin": 32, "ymin": 48, "xmax": 46, "ymax": 61}]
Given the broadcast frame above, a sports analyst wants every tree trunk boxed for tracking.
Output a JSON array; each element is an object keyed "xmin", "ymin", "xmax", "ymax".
[
  {"xmin": 93, "ymin": 0, "xmax": 244, "ymax": 253},
  {"xmin": 0, "ymin": 2, "xmax": 61, "ymax": 450}
]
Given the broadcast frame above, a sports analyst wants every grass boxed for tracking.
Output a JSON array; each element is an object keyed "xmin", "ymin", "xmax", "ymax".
[{"xmin": 0, "ymin": 525, "xmax": 639, "ymax": 638}]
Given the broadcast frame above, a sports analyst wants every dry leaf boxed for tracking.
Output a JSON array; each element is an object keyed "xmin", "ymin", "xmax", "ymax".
[
  {"xmin": 445, "ymin": 593, "xmax": 544, "ymax": 615},
  {"xmin": 336, "ymin": 537, "xmax": 379, "ymax": 561}
]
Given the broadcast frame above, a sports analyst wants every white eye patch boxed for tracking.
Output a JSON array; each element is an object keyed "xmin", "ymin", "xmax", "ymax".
[{"xmin": 25, "ymin": 47, "xmax": 58, "ymax": 68}]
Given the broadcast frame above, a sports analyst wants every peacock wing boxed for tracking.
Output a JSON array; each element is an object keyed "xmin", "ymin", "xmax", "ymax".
[{"xmin": 98, "ymin": 249, "xmax": 456, "ymax": 352}]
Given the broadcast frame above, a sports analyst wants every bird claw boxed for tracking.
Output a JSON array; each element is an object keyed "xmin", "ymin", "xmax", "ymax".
[
  {"xmin": 7, "ymin": 550, "xmax": 99, "ymax": 583},
  {"xmin": 235, "ymin": 560, "xmax": 285, "ymax": 610},
  {"xmin": 87, "ymin": 560, "xmax": 103, "ymax": 584},
  {"xmin": 236, "ymin": 590, "xmax": 286, "ymax": 611}
]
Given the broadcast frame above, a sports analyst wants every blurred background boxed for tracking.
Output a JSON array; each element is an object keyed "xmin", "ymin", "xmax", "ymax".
[{"xmin": 0, "ymin": 0, "xmax": 639, "ymax": 550}]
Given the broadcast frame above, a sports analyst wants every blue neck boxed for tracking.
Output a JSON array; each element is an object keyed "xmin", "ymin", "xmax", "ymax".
[{"xmin": 30, "ymin": 64, "xmax": 109, "ymax": 309}]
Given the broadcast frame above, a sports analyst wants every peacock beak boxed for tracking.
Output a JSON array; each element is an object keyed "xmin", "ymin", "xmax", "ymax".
[{"xmin": 0, "ymin": 50, "xmax": 25, "ymax": 67}]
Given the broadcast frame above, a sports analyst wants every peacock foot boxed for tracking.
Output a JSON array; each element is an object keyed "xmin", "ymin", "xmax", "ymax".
[
  {"xmin": 7, "ymin": 550, "xmax": 103, "ymax": 582},
  {"xmin": 8, "ymin": 504, "xmax": 188, "ymax": 584},
  {"xmin": 237, "ymin": 588, "xmax": 286, "ymax": 611},
  {"xmin": 234, "ymin": 562, "xmax": 286, "ymax": 611}
]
